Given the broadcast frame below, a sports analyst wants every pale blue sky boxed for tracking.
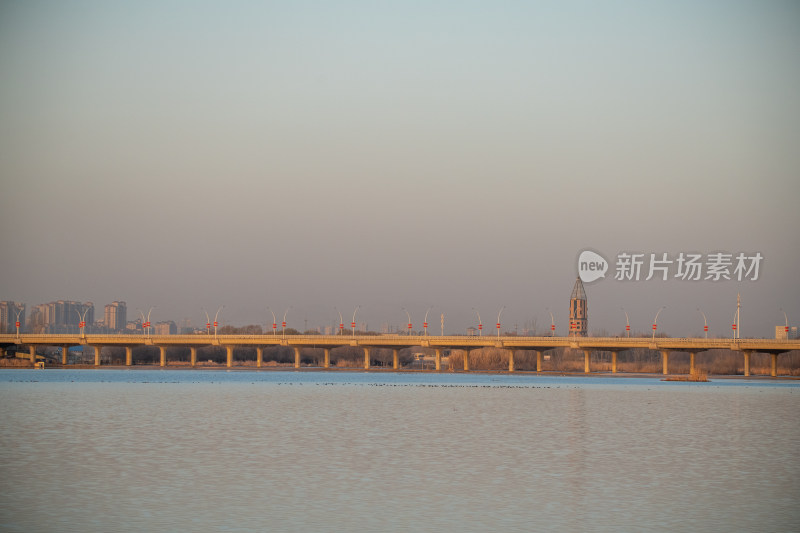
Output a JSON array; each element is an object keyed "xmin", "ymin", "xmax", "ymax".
[{"xmin": 1, "ymin": 1, "xmax": 798, "ymax": 336}]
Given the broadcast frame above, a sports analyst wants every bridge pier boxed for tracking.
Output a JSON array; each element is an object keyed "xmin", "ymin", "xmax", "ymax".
[
  {"xmin": 661, "ymin": 351, "xmax": 670, "ymax": 375},
  {"xmin": 464, "ymin": 349, "xmax": 470, "ymax": 371},
  {"xmin": 294, "ymin": 347, "xmax": 301, "ymax": 369},
  {"xmin": 159, "ymin": 346, "xmax": 167, "ymax": 367},
  {"xmin": 435, "ymin": 349, "xmax": 442, "ymax": 371},
  {"xmin": 227, "ymin": 346, "xmax": 235, "ymax": 368},
  {"xmin": 392, "ymin": 349, "xmax": 398, "ymax": 370},
  {"xmin": 190, "ymin": 347, "xmax": 197, "ymax": 367},
  {"xmin": 29, "ymin": 345, "xmax": 36, "ymax": 363},
  {"xmin": 62, "ymin": 346, "xmax": 70, "ymax": 365},
  {"xmin": 584, "ymin": 350, "xmax": 591, "ymax": 373},
  {"xmin": 689, "ymin": 352, "xmax": 695, "ymax": 374},
  {"xmin": 256, "ymin": 347, "xmax": 263, "ymax": 368},
  {"xmin": 94, "ymin": 346, "xmax": 101, "ymax": 366},
  {"xmin": 508, "ymin": 349, "xmax": 515, "ymax": 373},
  {"xmin": 125, "ymin": 346, "xmax": 132, "ymax": 366},
  {"xmin": 611, "ymin": 351, "xmax": 618, "ymax": 373},
  {"xmin": 771, "ymin": 353, "xmax": 778, "ymax": 377},
  {"xmin": 743, "ymin": 350, "xmax": 750, "ymax": 377},
  {"xmin": 363, "ymin": 347, "xmax": 370, "ymax": 370},
  {"xmin": 536, "ymin": 350, "xmax": 542, "ymax": 372},
  {"xmin": 324, "ymin": 348, "xmax": 331, "ymax": 369}
]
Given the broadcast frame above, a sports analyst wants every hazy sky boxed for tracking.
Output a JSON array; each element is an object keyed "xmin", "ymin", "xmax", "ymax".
[{"xmin": 1, "ymin": 1, "xmax": 798, "ymax": 337}]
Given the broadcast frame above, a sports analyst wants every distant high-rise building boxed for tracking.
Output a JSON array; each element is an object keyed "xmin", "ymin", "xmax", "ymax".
[
  {"xmin": 28, "ymin": 301, "xmax": 93, "ymax": 333},
  {"xmin": 569, "ymin": 278, "xmax": 588, "ymax": 337},
  {"xmin": 0, "ymin": 301, "xmax": 25, "ymax": 334},
  {"xmin": 104, "ymin": 301, "xmax": 127, "ymax": 331},
  {"xmin": 153, "ymin": 321, "xmax": 177, "ymax": 335}
]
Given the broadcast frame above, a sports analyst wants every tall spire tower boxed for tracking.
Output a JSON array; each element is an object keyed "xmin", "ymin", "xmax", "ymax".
[{"xmin": 569, "ymin": 278, "xmax": 588, "ymax": 337}]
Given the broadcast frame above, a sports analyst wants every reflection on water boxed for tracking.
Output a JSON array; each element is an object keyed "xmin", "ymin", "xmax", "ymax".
[{"xmin": 0, "ymin": 371, "xmax": 798, "ymax": 532}]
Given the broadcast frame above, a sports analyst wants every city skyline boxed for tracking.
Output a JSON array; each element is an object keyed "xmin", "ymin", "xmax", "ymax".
[{"xmin": 1, "ymin": 2, "xmax": 798, "ymax": 338}]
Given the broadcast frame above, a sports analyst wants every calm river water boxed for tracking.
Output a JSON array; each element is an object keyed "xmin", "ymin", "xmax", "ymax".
[{"xmin": 1, "ymin": 370, "xmax": 798, "ymax": 532}]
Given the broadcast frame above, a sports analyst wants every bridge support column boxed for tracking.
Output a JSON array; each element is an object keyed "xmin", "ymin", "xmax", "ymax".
[
  {"xmin": 611, "ymin": 351, "xmax": 618, "ymax": 373},
  {"xmin": 190, "ymin": 347, "xmax": 197, "ymax": 367},
  {"xmin": 256, "ymin": 347, "xmax": 263, "ymax": 368},
  {"xmin": 363, "ymin": 347, "xmax": 370, "ymax": 370},
  {"xmin": 323, "ymin": 348, "xmax": 330, "ymax": 369},
  {"xmin": 435, "ymin": 349, "xmax": 442, "ymax": 371},
  {"xmin": 771, "ymin": 353, "xmax": 778, "ymax": 377},
  {"xmin": 227, "ymin": 346, "xmax": 234, "ymax": 368},
  {"xmin": 63, "ymin": 346, "xmax": 70, "ymax": 365},
  {"xmin": 689, "ymin": 352, "xmax": 696, "ymax": 375},
  {"xmin": 508, "ymin": 349, "xmax": 515, "ymax": 373},
  {"xmin": 391, "ymin": 349, "xmax": 398, "ymax": 370},
  {"xmin": 294, "ymin": 347, "xmax": 301, "ymax": 369},
  {"xmin": 159, "ymin": 346, "xmax": 167, "ymax": 367},
  {"xmin": 743, "ymin": 350, "xmax": 750, "ymax": 377},
  {"xmin": 29, "ymin": 345, "xmax": 36, "ymax": 363},
  {"xmin": 125, "ymin": 346, "xmax": 132, "ymax": 366},
  {"xmin": 0, "ymin": 346, "xmax": 5, "ymax": 358},
  {"xmin": 584, "ymin": 350, "xmax": 591, "ymax": 374},
  {"xmin": 464, "ymin": 349, "xmax": 470, "ymax": 371},
  {"xmin": 661, "ymin": 351, "xmax": 670, "ymax": 375},
  {"xmin": 94, "ymin": 346, "xmax": 101, "ymax": 366},
  {"xmin": 536, "ymin": 350, "xmax": 542, "ymax": 372}
]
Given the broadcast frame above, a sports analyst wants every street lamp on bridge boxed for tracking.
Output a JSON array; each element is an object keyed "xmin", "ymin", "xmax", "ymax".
[
  {"xmin": 334, "ymin": 307, "xmax": 344, "ymax": 335},
  {"xmin": 546, "ymin": 308, "xmax": 555, "ymax": 336},
  {"xmin": 621, "ymin": 307, "xmax": 630, "ymax": 337},
  {"xmin": 282, "ymin": 307, "xmax": 291, "ymax": 339},
  {"xmin": 268, "ymin": 308, "xmax": 277, "ymax": 336},
  {"xmin": 14, "ymin": 308, "xmax": 23, "ymax": 340},
  {"xmin": 697, "ymin": 308, "xmax": 708, "ymax": 338},
  {"xmin": 652, "ymin": 306, "xmax": 666, "ymax": 340},
  {"xmin": 351, "ymin": 305, "xmax": 360, "ymax": 337},
  {"xmin": 402, "ymin": 308, "xmax": 412, "ymax": 335},
  {"xmin": 138, "ymin": 307, "xmax": 155, "ymax": 340},
  {"xmin": 472, "ymin": 308, "xmax": 482, "ymax": 336},
  {"xmin": 202, "ymin": 306, "xmax": 223, "ymax": 340},
  {"xmin": 75, "ymin": 307, "xmax": 91, "ymax": 339},
  {"xmin": 496, "ymin": 306, "xmax": 505, "ymax": 338},
  {"xmin": 780, "ymin": 308, "xmax": 789, "ymax": 338},
  {"xmin": 423, "ymin": 307, "xmax": 432, "ymax": 336}
]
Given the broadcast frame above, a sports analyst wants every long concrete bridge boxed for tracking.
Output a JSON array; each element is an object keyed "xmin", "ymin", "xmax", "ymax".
[{"xmin": 1, "ymin": 334, "xmax": 798, "ymax": 377}]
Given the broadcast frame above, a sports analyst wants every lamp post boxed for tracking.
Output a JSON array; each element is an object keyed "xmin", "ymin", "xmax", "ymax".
[
  {"xmin": 472, "ymin": 308, "xmax": 482, "ymax": 336},
  {"xmin": 335, "ymin": 307, "xmax": 344, "ymax": 335},
  {"xmin": 496, "ymin": 306, "xmax": 505, "ymax": 338},
  {"xmin": 14, "ymin": 308, "xmax": 23, "ymax": 339},
  {"xmin": 546, "ymin": 308, "xmax": 555, "ymax": 336},
  {"xmin": 351, "ymin": 305, "xmax": 360, "ymax": 337},
  {"xmin": 282, "ymin": 307, "xmax": 291, "ymax": 339},
  {"xmin": 697, "ymin": 308, "xmax": 708, "ymax": 338},
  {"xmin": 402, "ymin": 308, "xmax": 412, "ymax": 335},
  {"xmin": 213, "ymin": 306, "xmax": 224, "ymax": 340},
  {"xmin": 75, "ymin": 307, "xmax": 90, "ymax": 339},
  {"xmin": 780, "ymin": 308, "xmax": 789, "ymax": 338},
  {"xmin": 138, "ymin": 307, "xmax": 154, "ymax": 339},
  {"xmin": 423, "ymin": 307, "xmax": 432, "ymax": 337},
  {"xmin": 621, "ymin": 307, "xmax": 630, "ymax": 337},
  {"xmin": 652, "ymin": 306, "xmax": 666, "ymax": 341},
  {"xmin": 268, "ymin": 308, "xmax": 277, "ymax": 336}
]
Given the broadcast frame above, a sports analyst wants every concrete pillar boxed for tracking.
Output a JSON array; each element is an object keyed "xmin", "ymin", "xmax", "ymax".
[
  {"xmin": 160, "ymin": 346, "xmax": 167, "ymax": 367},
  {"xmin": 536, "ymin": 350, "xmax": 542, "ymax": 372},
  {"xmin": 125, "ymin": 346, "xmax": 132, "ymax": 366},
  {"xmin": 508, "ymin": 349, "xmax": 515, "ymax": 373},
  {"xmin": 689, "ymin": 352, "xmax": 696, "ymax": 375},
  {"xmin": 611, "ymin": 351, "xmax": 618, "ymax": 373},
  {"xmin": 257, "ymin": 347, "xmax": 263, "ymax": 368},
  {"xmin": 29, "ymin": 345, "xmax": 36, "ymax": 363},
  {"xmin": 743, "ymin": 350, "xmax": 750, "ymax": 377},
  {"xmin": 63, "ymin": 346, "xmax": 70, "ymax": 365},
  {"xmin": 435, "ymin": 349, "xmax": 442, "ymax": 372},
  {"xmin": 771, "ymin": 353, "xmax": 778, "ymax": 377},
  {"xmin": 94, "ymin": 346, "xmax": 101, "ymax": 366},
  {"xmin": 294, "ymin": 347, "xmax": 301, "ymax": 369},
  {"xmin": 584, "ymin": 350, "xmax": 591, "ymax": 374},
  {"xmin": 227, "ymin": 346, "xmax": 235, "ymax": 368},
  {"xmin": 0, "ymin": 346, "xmax": 5, "ymax": 358},
  {"xmin": 463, "ymin": 349, "xmax": 470, "ymax": 371},
  {"xmin": 392, "ymin": 349, "xmax": 398, "ymax": 370},
  {"xmin": 190, "ymin": 347, "xmax": 197, "ymax": 367},
  {"xmin": 661, "ymin": 350, "xmax": 670, "ymax": 375},
  {"xmin": 363, "ymin": 347, "xmax": 370, "ymax": 370}
]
